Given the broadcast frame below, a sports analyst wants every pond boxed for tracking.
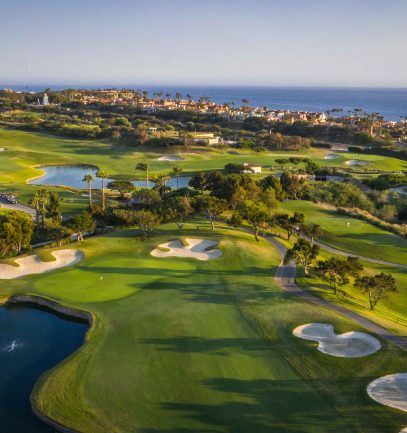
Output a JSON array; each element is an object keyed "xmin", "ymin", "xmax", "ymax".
[
  {"xmin": 0, "ymin": 303, "xmax": 88, "ymax": 433},
  {"xmin": 29, "ymin": 165, "xmax": 191, "ymax": 189}
]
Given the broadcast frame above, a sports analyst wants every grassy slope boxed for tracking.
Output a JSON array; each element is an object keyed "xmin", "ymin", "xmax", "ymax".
[
  {"xmin": 280, "ymin": 200, "xmax": 407, "ymax": 265},
  {"xmin": 296, "ymin": 247, "xmax": 407, "ymax": 334},
  {"xmin": 278, "ymin": 200, "xmax": 407, "ymax": 331},
  {"xmin": 1, "ymin": 223, "xmax": 406, "ymax": 432}
]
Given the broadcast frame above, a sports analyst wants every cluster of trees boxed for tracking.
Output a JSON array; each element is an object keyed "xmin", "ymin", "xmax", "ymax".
[
  {"xmin": 308, "ymin": 182, "xmax": 373, "ymax": 211},
  {"xmin": 365, "ymin": 173, "xmax": 407, "ymax": 190},
  {"xmin": 77, "ymin": 170, "xmax": 302, "ymax": 242},
  {"xmin": 0, "ymin": 211, "xmax": 34, "ymax": 258},
  {"xmin": 285, "ymin": 239, "xmax": 397, "ymax": 310}
]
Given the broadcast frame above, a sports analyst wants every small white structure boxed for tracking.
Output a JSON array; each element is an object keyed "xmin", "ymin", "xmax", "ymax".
[
  {"xmin": 42, "ymin": 93, "xmax": 49, "ymax": 106},
  {"xmin": 243, "ymin": 162, "xmax": 262, "ymax": 174}
]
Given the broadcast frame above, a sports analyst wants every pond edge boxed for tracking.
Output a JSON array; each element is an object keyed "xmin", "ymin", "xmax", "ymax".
[{"xmin": 4, "ymin": 294, "xmax": 93, "ymax": 433}]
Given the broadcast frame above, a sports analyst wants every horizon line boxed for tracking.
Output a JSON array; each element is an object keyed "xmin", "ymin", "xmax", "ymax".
[{"xmin": 2, "ymin": 83, "xmax": 407, "ymax": 90}]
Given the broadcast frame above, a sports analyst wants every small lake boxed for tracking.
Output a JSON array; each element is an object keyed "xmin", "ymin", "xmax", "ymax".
[
  {"xmin": 29, "ymin": 165, "xmax": 191, "ymax": 189},
  {"xmin": 0, "ymin": 303, "xmax": 88, "ymax": 433}
]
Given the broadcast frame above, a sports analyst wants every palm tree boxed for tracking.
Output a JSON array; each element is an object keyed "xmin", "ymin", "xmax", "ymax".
[
  {"xmin": 152, "ymin": 174, "xmax": 170, "ymax": 196},
  {"xmin": 241, "ymin": 98, "xmax": 250, "ymax": 111},
  {"xmin": 96, "ymin": 170, "xmax": 108, "ymax": 210},
  {"xmin": 29, "ymin": 192, "xmax": 41, "ymax": 229},
  {"xmin": 82, "ymin": 174, "xmax": 94, "ymax": 206},
  {"xmin": 38, "ymin": 189, "xmax": 49, "ymax": 228},
  {"xmin": 172, "ymin": 167, "xmax": 183, "ymax": 189},
  {"xmin": 136, "ymin": 162, "xmax": 149, "ymax": 188}
]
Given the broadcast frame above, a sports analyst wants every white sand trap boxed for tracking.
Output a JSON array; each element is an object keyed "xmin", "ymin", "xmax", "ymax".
[
  {"xmin": 293, "ymin": 323, "xmax": 381, "ymax": 357},
  {"xmin": 324, "ymin": 154, "xmax": 337, "ymax": 160},
  {"xmin": 151, "ymin": 238, "xmax": 222, "ymax": 261},
  {"xmin": 0, "ymin": 249, "xmax": 83, "ymax": 279},
  {"xmin": 0, "ymin": 147, "xmax": 5, "ymax": 152},
  {"xmin": 367, "ymin": 373, "xmax": 407, "ymax": 413},
  {"xmin": 157, "ymin": 155, "xmax": 183, "ymax": 161},
  {"xmin": 345, "ymin": 159, "xmax": 369, "ymax": 166}
]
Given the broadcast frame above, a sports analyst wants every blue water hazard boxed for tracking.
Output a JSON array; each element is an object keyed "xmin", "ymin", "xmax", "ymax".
[
  {"xmin": 29, "ymin": 165, "xmax": 191, "ymax": 189},
  {"xmin": 0, "ymin": 303, "xmax": 88, "ymax": 433}
]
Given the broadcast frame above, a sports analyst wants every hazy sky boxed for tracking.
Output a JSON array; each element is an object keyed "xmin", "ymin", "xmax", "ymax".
[{"xmin": 1, "ymin": 0, "xmax": 406, "ymax": 87}]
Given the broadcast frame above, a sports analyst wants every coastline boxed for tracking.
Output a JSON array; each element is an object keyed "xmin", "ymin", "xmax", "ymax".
[{"xmin": 3, "ymin": 294, "xmax": 94, "ymax": 433}]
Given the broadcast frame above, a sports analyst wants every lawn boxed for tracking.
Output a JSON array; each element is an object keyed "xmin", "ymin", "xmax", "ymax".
[
  {"xmin": 1, "ymin": 129, "xmax": 405, "ymax": 189},
  {"xmin": 280, "ymin": 200, "xmax": 407, "ymax": 265},
  {"xmin": 1, "ymin": 222, "xmax": 406, "ymax": 432},
  {"xmin": 295, "ymin": 246, "xmax": 407, "ymax": 335},
  {"xmin": 328, "ymin": 152, "xmax": 407, "ymax": 171}
]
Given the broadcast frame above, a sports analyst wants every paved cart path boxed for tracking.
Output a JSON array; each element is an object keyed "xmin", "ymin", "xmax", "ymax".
[
  {"xmin": 303, "ymin": 236, "xmax": 407, "ymax": 270},
  {"xmin": 267, "ymin": 236, "xmax": 407, "ymax": 352}
]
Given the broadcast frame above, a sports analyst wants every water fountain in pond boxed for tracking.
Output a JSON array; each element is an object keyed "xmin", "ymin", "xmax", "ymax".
[{"xmin": 1, "ymin": 338, "xmax": 23, "ymax": 353}]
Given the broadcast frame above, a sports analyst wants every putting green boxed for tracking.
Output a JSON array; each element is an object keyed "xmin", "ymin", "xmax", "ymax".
[{"xmin": 1, "ymin": 223, "xmax": 406, "ymax": 432}]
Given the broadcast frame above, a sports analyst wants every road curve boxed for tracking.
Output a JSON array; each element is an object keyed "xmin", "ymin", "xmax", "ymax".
[
  {"xmin": 267, "ymin": 236, "xmax": 407, "ymax": 352},
  {"xmin": 304, "ymin": 236, "xmax": 407, "ymax": 270},
  {"xmin": 0, "ymin": 198, "xmax": 36, "ymax": 218}
]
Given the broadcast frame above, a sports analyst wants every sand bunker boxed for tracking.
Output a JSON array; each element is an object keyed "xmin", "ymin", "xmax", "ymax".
[
  {"xmin": 151, "ymin": 238, "xmax": 222, "ymax": 261},
  {"xmin": 346, "ymin": 159, "xmax": 369, "ymax": 166},
  {"xmin": 324, "ymin": 154, "xmax": 337, "ymax": 160},
  {"xmin": 157, "ymin": 155, "xmax": 183, "ymax": 161},
  {"xmin": 0, "ymin": 148, "xmax": 5, "ymax": 152},
  {"xmin": 293, "ymin": 323, "xmax": 381, "ymax": 357},
  {"xmin": 367, "ymin": 373, "xmax": 407, "ymax": 413},
  {"xmin": 0, "ymin": 249, "xmax": 83, "ymax": 279}
]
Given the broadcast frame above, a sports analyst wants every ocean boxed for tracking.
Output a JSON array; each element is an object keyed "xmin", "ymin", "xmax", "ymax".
[{"xmin": 2, "ymin": 85, "xmax": 406, "ymax": 121}]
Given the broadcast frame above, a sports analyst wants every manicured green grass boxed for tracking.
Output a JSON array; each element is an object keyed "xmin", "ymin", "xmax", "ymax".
[
  {"xmin": 1, "ymin": 129, "xmax": 405, "ymax": 188},
  {"xmin": 0, "ymin": 183, "xmax": 91, "ymax": 217},
  {"xmin": 1, "ymin": 223, "xmax": 406, "ymax": 432},
  {"xmin": 280, "ymin": 200, "xmax": 407, "ymax": 265},
  {"xmin": 330, "ymin": 152, "xmax": 407, "ymax": 171},
  {"xmin": 0, "ymin": 128, "xmax": 322, "ymax": 182}
]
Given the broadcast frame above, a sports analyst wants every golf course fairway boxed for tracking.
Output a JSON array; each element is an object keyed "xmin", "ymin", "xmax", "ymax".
[{"xmin": 1, "ymin": 223, "xmax": 406, "ymax": 433}]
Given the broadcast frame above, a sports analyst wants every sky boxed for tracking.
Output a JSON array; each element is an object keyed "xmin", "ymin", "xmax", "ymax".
[{"xmin": 1, "ymin": 0, "xmax": 406, "ymax": 87}]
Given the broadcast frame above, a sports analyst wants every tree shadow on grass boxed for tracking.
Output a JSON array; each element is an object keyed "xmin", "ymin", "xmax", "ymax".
[
  {"xmin": 138, "ymin": 336, "xmax": 273, "ymax": 356},
  {"xmin": 78, "ymin": 265, "xmax": 276, "ymax": 279},
  {"xmin": 139, "ymin": 376, "xmax": 404, "ymax": 433},
  {"xmin": 139, "ymin": 379, "xmax": 353, "ymax": 433}
]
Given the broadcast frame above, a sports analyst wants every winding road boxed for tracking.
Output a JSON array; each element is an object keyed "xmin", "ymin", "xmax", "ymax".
[
  {"xmin": 0, "ymin": 197, "xmax": 36, "ymax": 218},
  {"xmin": 267, "ymin": 236, "xmax": 407, "ymax": 352}
]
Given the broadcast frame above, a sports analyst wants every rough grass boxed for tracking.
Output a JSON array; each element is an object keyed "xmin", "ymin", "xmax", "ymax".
[
  {"xmin": 0, "ymin": 222, "xmax": 406, "ymax": 433},
  {"xmin": 280, "ymin": 200, "xmax": 407, "ymax": 265}
]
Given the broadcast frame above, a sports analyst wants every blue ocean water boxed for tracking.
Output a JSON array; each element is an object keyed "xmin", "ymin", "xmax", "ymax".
[{"xmin": 2, "ymin": 85, "xmax": 406, "ymax": 121}]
